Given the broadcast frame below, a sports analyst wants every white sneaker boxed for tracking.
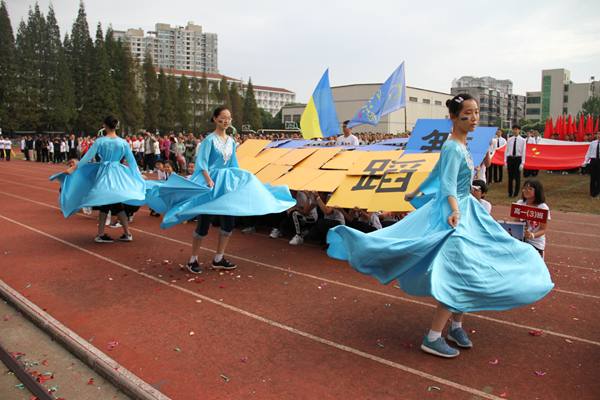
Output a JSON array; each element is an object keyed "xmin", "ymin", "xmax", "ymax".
[
  {"xmin": 82, "ymin": 207, "xmax": 93, "ymax": 215},
  {"xmin": 289, "ymin": 234, "xmax": 304, "ymax": 245},
  {"xmin": 109, "ymin": 220, "xmax": 122, "ymax": 228},
  {"xmin": 127, "ymin": 214, "xmax": 134, "ymax": 223},
  {"xmin": 269, "ymin": 228, "xmax": 282, "ymax": 238}
]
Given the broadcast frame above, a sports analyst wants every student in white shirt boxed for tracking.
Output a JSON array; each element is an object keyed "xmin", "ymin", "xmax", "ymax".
[
  {"xmin": 47, "ymin": 140, "xmax": 54, "ymax": 163},
  {"xmin": 582, "ymin": 132, "xmax": 600, "ymax": 198},
  {"xmin": 470, "ymin": 179, "xmax": 491, "ymax": 213},
  {"xmin": 307, "ymin": 191, "xmax": 346, "ymax": 249},
  {"xmin": 281, "ymin": 190, "xmax": 318, "ymax": 245},
  {"xmin": 514, "ymin": 179, "xmax": 550, "ymax": 258},
  {"xmin": 504, "ymin": 125, "xmax": 527, "ymax": 198},
  {"xmin": 491, "ymin": 129, "xmax": 506, "ymax": 183},
  {"xmin": 335, "ymin": 120, "xmax": 360, "ymax": 146}
]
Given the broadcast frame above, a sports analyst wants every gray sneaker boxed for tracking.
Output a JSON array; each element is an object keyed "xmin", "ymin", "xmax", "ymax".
[
  {"xmin": 447, "ymin": 327, "xmax": 473, "ymax": 348},
  {"xmin": 421, "ymin": 335, "xmax": 459, "ymax": 358},
  {"xmin": 241, "ymin": 226, "xmax": 256, "ymax": 234}
]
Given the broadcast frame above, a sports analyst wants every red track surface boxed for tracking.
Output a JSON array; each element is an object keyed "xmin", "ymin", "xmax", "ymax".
[{"xmin": 1, "ymin": 161, "xmax": 599, "ymax": 399}]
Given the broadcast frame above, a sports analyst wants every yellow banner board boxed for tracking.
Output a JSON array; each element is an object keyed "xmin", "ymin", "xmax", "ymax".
[
  {"xmin": 238, "ymin": 157, "xmax": 271, "ymax": 174},
  {"xmin": 327, "ymin": 171, "xmax": 430, "ymax": 212},
  {"xmin": 321, "ymin": 150, "xmax": 365, "ymax": 170},
  {"xmin": 272, "ymin": 148, "xmax": 318, "ymax": 166},
  {"xmin": 236, "ymin": 139, "xmax": 271, "ymax": 159},
  {"xmin": 299, "ymin": 170, "xmax": 347, "ymax": 192},
  {"xmin": 254, "ymin": 165, "xmax": 292, "ymax": 184},
  {"xmin": 346, "ymin": 151, "xmax": 404, "ymax": 175},
  {"xmin": 271, "ymin": 167, "xmax": 325, "ymax": 190},
  {"xmin": 295, "ymin": 147, "xmax": 342, "ymax": 169}
]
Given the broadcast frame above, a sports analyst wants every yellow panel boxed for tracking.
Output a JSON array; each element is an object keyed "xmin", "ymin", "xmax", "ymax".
[
  {"xmin": 366, "ymin": 171, "xmax": 430, "ymax": 212},
  {"xmin": 346, "ymin": 151, "xmax": 404, "ymax": 175},
  {"xmin": 254, "ymin": 148, "xmax": 292, "ymax": 163},
  {"xmin": 272, "ymin": 148, "xmax": 318, "ymax": 166},
  {"xmin": 299, "ymin": 170, "xmax": 347, "ymax": 192},
  {"xmin": 295, "ymin": 147, "xmax": 342, "ymax": 169},
  {"xmin": 254, "ymin": 165, "xmax": 292, "ymax": 184},
  {"xmin": 327, "ymin": 171, "xmax": 430, "ymax": 213},
  {"xmin": 238, "ymin": 157, "xmax": 270, "ymax": 174},
  {"xmin": 271, "ymin": 167, "xmax": 325, "ymax": 190},
  {"xmin": 321, "ymin": 151, "xmax": 364, "ymax": 170},
  {"xmin": 236, "ymin": 139, "xmax": 271, "ymax": 159},
  {"xmin": 326, "ymin": 176, "xmax": 376, "ymax": 209}
]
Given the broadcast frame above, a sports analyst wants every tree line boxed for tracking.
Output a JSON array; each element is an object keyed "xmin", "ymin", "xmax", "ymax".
[{"xmin": 0, "ymin": 1, "xmax": 285, "ymax": 137}]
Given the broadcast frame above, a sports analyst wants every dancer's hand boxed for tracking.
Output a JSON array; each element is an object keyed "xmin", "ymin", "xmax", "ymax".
[
  {"xmin": 206, "ymin": 178, "xmax": 214, "ymax": 188},
  {"xmin": 447, "ymin": 213, "xmax": 460, "ymax": 228},
  {"xmin": 404, "ymin": 189, "xmax": 418, "ymax": 201}
]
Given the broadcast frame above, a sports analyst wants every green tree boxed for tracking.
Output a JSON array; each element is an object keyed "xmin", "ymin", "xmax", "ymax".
[
  {"xmin": 242, "ymin": 78, "xmax": 262, "ymax": 130},
  {"xmin": 156, "ymin": 68, "xmax": 173, "ymax": 134},
  {"xmin": 66, "ymin": 1, "xmax": 94, "ymax": 133},
  {"xmin": 167, "ymin": 74, "xmax": 178, "ymax": 132},
  {"xmin": 87, "ymin": 22, "xmax": 118, "ymax": 129},
  {"xmin": 229, "ymin": 81, "xmax": 243, "ymax": 132},
  {"xmin": 219, "ymin": 76, "xmax": 232, "ymax": 111},
  {"xmin": 0, "ymin": 1, "xmax": 18, "ymax": 131},
  {"xmin": 43, "ymin": 5, "xmax": 75, "ymax": 132},
  {"xmin": 177, "ymin": 75, "xmax": 191, "ymax": 133},
  {"xmin": 260, "ymin": 108, "xmax": 274, "ymax": 129},
  {"xmin": 209, "ymin": 81, "xmax": 219, "ymax": 105},
  {"xmin": 142, "ymin": 51, "xmax": 159, "ymax": 132},
  {"xmin": 272, "ymin": 108, "xmax": 285, "ymax": 130},
  {"xmin": 118, "ymin": 41, "xmax": 143, "ymax": 135},
  {"xmin": 492, "ymin": 116, "xmax": 502, "ymax": 128},
  {"xmin": 519, "ymin": 117, "xmax": 532, "ymax": 127},
  {"xmin": 189, "ymin": 76, "xmax": 200, "ymax": 133},
  {"xmin": 199, "ymin": 72, "xmax": 209, "ymax": 112},
  {"xmin": 15, "ymin": 16, "xmax": 42, "ymax": 131},
  {"xmin": 582, "ymin": 96, "xmax": 600, "ymax": 120}
]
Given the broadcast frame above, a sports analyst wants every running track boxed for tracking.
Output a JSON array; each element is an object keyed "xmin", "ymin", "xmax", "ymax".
[{"xmin": 0, "ymin": 161, "xmax": 599, "ymax": 399}]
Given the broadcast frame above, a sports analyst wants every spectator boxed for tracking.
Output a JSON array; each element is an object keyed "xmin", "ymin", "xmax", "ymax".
[
  {"xmin": 185, "ymin": 133, "xmax": 198, "ymax": 169},
  {"xmin": 582, "ymin": 132, "xmax": 600, "ymax": 198},
  {"xmin": 281, "ymin": 190, "xmax": 318, "ymax": 245},
  {"xmin": 470, "ymin": 179, "xmax": 491, "ymax": 213},
  {"xmin": 515, "ymin": 179, "xmax": 550, "ymax": 258},
  {"xmin": 504, "ymin": 124, "xmax": 526, "ymax": 198},
  {"xmin": 335, "ymin": 121, "xmax": 360, "ymax": 146}
]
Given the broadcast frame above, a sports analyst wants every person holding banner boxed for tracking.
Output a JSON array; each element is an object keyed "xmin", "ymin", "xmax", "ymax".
[
  {"xmin": 504, "ymin": 125, "xmax": 526, "ymax": 198},
  {"xmin": 514, "ymin": 179, "xmax": 550, "ymax": 257},
  {"xmin": 327, "ymin": 94, "xmax": 553, "ymax": 358}
]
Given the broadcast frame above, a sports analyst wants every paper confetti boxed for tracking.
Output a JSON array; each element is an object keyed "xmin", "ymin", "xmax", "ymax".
[
  {"xmin": 221, "ymin": 375, "xmax": 229, "ymax": 382},
  {"xmin": 489, "ymin": 359, "xmax": 498, "ymax": 364},
  {"xmin": 534, "ymin": 371, "xmax": 546, "ymax": 376},
  {"xmin": 529, "ymin": 330, "xmax": 543, "ymax": 336},
  {"xmin": 428, "ymin": 386, "xmax": 440, "ymax": 391},
  {"xmin": 241, "ymin": 357, "xmax": 248, "ymax": 363}
]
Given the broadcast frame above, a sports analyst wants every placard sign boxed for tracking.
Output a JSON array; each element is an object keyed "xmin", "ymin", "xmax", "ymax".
[{"xmin": 510, "ymin": 203, "xmax": 548, "ymax": 224}]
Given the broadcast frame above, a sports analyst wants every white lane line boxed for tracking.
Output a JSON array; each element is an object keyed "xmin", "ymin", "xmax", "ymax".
[
  {"xmin": 553, "ymin": 288, "xmax": 600, "ymax": 299},
  {"xmin": 546, "ymin": 261, "xmax": 599, "ymax": 272},
  {"xmin": 0, "ymin": 178, "xmax": 59, "ymax": 193},
  {"xmin": 0, "ymin": 214, "xmax": 503, "ymax": 400},
  {"xmin": 2, "ymin": 189, "xmax": 600, "ymax": 338},
  {"xmin": 547, "ymin": 243, "xmax": 600, "ymax": 252}
]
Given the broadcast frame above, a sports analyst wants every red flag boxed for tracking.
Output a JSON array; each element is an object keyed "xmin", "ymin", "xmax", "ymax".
[
  {"xmin": 595, "ymin": 117, "xmax": 599, "ymax": 134},
  {"xmin": 556, "ymin": 115, "xmax": 563, "ymax": 137},
  {"xmin": 560, "ymin": 115, "xmax": 570, "ymax": 140},
  {"xmin": 550, "ymin": 117, "xmax": 554, "ymax": 134},
  {"xmin": 577, "ymin": 115, "xmax": 585, "ymax": 141},
  {"xmin": 491, "ymin": 142, "xmax": 589, "ymax": 170},
  {"xmin": 585, "ymin": 115, "xmax": 593, "ymax": 136}
]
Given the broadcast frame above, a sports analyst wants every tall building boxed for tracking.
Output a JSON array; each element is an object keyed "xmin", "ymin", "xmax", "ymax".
[
  {"xmin": 452, "ymin": 76, "xmax": 513, "ymax": 94},
  {"xmin": 114, "ymin": 22, "xmax": 219, "ymax": 74},
  {"xmin": 157, "ymin": 68, "xmax": 296, "ymax": 116},
  {"xmin": 450, "ymin": 86, "xmax": 525, "ymax": 128},
  {"xmin": 525, "ymin": 68, "xmax": 600, "ymax": 123},
  {"xmin": 282, "ymin": 84, "xmax": 453, "ymax": 134}
]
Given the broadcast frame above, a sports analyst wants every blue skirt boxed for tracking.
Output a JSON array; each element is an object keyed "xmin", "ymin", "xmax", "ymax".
[
  {"xmin": 327, "ymin": 196, "xmax": 554, "ymax": 313},
  {"xmin": 50, "ymin": 161, "xmax": 146, "ymax": 218},
  {"xmin": 146, "ymin": 167, "xmax": 296, "ymax": 229}
]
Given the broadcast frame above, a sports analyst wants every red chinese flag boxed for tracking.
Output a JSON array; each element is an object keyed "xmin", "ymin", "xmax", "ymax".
[
  {"xmin": 595, "ymin": 117, "xmax": 599, "ymax": 134},
  {"xmin": 585, "ymin": 115, "xmax": 593, "ymax": 135},
  {"xmin": 577, "ymin": 115, "xmax": 585, "ymax": 141},
  {"xmin": 492, "ymin": 142, "xmax": 589, "ymax": 170}
]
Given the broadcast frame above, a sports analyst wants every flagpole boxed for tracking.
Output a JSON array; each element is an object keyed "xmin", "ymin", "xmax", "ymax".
[{"xmin": 404, "ymin": 107, "xmax": 407, "ymax": 134}]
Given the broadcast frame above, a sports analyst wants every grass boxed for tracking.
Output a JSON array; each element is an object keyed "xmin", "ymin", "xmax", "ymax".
[{"xmin": 485, "ymin": 168, "xmax": 600, "ymax": 214}]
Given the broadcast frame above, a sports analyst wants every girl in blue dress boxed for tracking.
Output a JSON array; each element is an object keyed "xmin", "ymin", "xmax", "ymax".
[
  {"xmin": 50, "ymin": 115, "xmax": 146, "ymax": 242},
  {"xmin": 146, "ymin": 107, "xmax": 295, "ymax": 273},
  {"xmin": 327, "ymin": 94, "xmax": 553, "ymax": 358}
]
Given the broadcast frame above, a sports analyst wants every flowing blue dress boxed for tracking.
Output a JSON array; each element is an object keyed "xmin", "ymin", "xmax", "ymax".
[
  {"xmin": 327, "ymin": 140, "xmax": 554, "ymax": 313},
  {"xmin": 146, "ymin": 133, "xmax": 296, "ymax": 229},
  {"xmin": 50, "ymin": 137, "xmax": 146, "ymax": 218}
]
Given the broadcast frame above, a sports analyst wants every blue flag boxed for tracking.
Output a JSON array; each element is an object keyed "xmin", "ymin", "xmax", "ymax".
[
  {"xmin": 300, "ymin": 69, "xmax": 340, "ymax": 139},
  {"xmin": 347, "ymin": 62, "xmax": 406, "ymax": 129}
]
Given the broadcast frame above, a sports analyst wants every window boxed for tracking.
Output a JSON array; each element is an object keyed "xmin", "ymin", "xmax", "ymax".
[
  {"xmin": 409, "ymin": 97, "xmax": 418, "ymax": 102},
  {"xmin": 527, "ymin": 97, "xmax": 541, "ymax": 104},
  {"xmin": 526, "ymin": 108, "xmax": 541, "ymax": 115},
  {"xmin": 564, "ymin": 95, "xmax": 568, "ymax": 103},
  {"xmin": 423, "ymin": 99, "xmax": 431, "ymax": 104},
  {"xmin": 435, "ymin": 100, "xmax": 442, "ymax": 106},
  {"xmin": 564, "ymin": 84, "xmax": 569, "ymax": 92},
  {"xmin": 563, "ymin": 108, "xmax": 568, "ymax": 114}
]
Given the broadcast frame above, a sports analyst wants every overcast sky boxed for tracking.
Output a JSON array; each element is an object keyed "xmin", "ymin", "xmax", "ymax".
[{"xmin": 5, "ymin": 0, "xmax": 600, "ymax": 103}]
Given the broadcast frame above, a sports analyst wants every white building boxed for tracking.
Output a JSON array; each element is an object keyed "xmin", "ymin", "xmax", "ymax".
[
  {"xmin": 282, "ymin": 84, "xmax": 453, "ymax": 134},
  {"xmin": 452, "ymin": 76, "xmax": 513, "ymax": 94},
  {"xmin": 114, "ymin": 22, "xmax": 219, "ymax": 75},
  {"xmin": 156, "ymin": 68, "xmax": 296, "ymax": 116}
]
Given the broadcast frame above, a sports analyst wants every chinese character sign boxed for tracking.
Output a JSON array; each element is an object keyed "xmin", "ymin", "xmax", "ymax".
[
  {"xmin": 510, "ymin": 204, "xmax": 548, "ymax": 224},
  {"xmin": 403, "ymin": 119, "xmax": 497, "ymax": 167}
]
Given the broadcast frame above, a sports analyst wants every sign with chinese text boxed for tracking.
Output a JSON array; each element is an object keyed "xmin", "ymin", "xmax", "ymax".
[{"xmin": 510, "ymin": 203, "xmax": 548, "ymax": 224}]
